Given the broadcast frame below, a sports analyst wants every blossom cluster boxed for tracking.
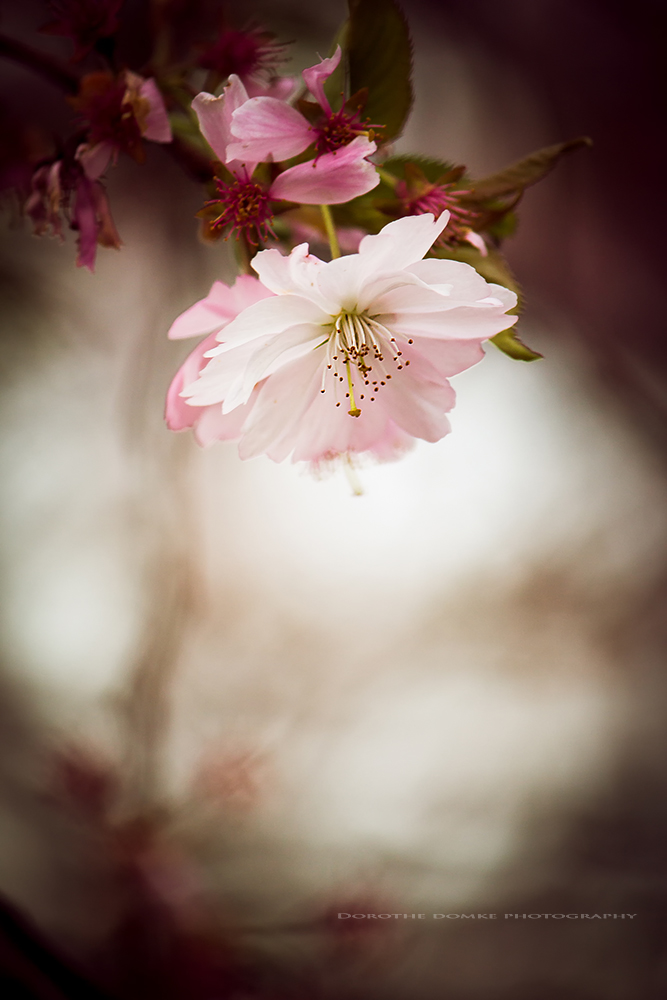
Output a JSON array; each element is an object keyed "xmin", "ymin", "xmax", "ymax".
[{"xmin": 0, "ymin": 0, "xmax": 589, "ymax": 468}]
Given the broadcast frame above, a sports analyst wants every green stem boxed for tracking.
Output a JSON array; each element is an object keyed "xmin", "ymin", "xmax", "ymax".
[
  {"xmin": 376, "ymin": 166, "xmax": 398, "ymax": 190},
  {"xmin": 320, "ymin": 204, "xmax": 340, "ymax": 260},
  {"xmin": 235, "ymin": 233, "xmax": 253, "ymax": 275}
]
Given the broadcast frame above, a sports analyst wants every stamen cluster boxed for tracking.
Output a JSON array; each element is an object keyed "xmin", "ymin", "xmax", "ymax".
[
  {"xmin": 397, "ymin": 179, "xmax": 479, "ymax": 245},
  {"xmin": 207, "ymin": 173, "xmax": 274, "ymax": 243},
  {"xmin": 313, "ymin": 108, "xmax": 371, "ymax": 157},
  {"xmin": 322, "ymin": 312, "xmax": 410, "ymax": 417}
]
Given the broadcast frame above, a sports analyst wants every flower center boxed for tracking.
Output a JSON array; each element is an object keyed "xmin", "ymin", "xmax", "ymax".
[
  {"xmin": 397, "ymin": 180, "xmax": 479, "ymax": 244},
  {"xmin": 321, "ymin": 311, "xmax": 410, "ymax": 418},
  {"xmin": 313, "ymin": 108, "xmax": 369, "ymax": 156},
  {"xmin": 207, "ymin": 175, "xmax": 274, "ymax": 244}
]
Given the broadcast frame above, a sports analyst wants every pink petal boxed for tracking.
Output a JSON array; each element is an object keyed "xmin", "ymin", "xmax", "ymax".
[
  {"xmin": 139, "ymin": 78, "xmax": 173, "ymax": 143},
  {"xmin": 373, "ymin": 344, "xmax": 455, "ymax": 442},
  {"xmin": 302, "ymin": 46, "xmax": 342, "ymax": 114},
  {"xmin": 269, "ymin": 136, "xmax": 379, "ymax": 205},
  {"xmin": 194, "ymin": 391, "xmax": 259, "ymax": 447},
  {"xmin": 168, "ymin": 275, "xmax": 273, "ymax": 340},
  {"xmin": 73, "ymin": 176, "xmax": 99, "ymax": 272},
  {"xmin": 245, "ymin": 77, "xmax": 298, "ymax": 101},
  {"xmin": 193, "ymin": 76, "xmax": 255, "ymax": 174},
  {"xmin": 165, "ymin": 331, "xmax": 219, "ymax": 430},
  {"xmin": 411, "ymin": 337, "xmax": 485, "ymax": 377},
  {"xmin": 227, "ymin": 98, "xmax": 312, "ymax": 164},
  {"xmin": 76, "ymin": 141, "xmax": 113, "ymax": 180}
]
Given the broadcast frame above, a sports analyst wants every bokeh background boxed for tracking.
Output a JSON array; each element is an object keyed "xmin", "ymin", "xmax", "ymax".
[{"xmin": 1, "ymin": 1, "xmax": 667, "ymax": 997}]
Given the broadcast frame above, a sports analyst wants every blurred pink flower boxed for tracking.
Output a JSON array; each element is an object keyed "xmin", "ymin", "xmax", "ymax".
[
  {"xmin": 71, "ymin": 70, "xmax": 172, "ymax": 178},
  {"xmin": 193, "ymin": 74, "xmax": 378, "ymax": 242},
  {"xmin": 165, "ymin": 274, "xmax": 274, "ymax": 445},
  {"xmin": 173, "ymin": 213, "xmax": 518, "ymax": 465},
  {"xmin": 197, "ymin": 25, "xmax": 293, "ymax": 97},
  {"xmin": 25, "ymin": 148, "xmax": 121, "ymax": 272}
]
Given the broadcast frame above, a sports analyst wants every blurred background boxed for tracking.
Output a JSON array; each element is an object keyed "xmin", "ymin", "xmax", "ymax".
[{"xmin": 1, "ymin": 0, "xmax": 667, "ymax": 997}]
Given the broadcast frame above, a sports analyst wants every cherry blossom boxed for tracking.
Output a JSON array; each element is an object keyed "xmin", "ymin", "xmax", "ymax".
[
  {"xmin": 227, "ymin": 46, "xmax": 374, "ymax": 164},
  {"xmin": 71, "ymin": 70, "xmax": 172, "ymax": 177},
  {"xmin": 193, "ymin": 74, "xmax": 378, "ymax": 243},
  {"xmin": 25, "ymin": 149, "xmax": 120, "ymax": 272},
  {"xmin": 172, "ymin": 213, "xmax": 518, "ymax": 464}
]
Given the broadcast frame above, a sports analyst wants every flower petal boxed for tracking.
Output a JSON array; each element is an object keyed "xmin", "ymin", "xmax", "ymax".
[
  {"xmin": 139, "ymin": 78, "xmax": 172, "ymax": 143},
  {"xmin": 193, "ymin": 391, "xmax": 259, "ymax": 447},
  {"xmin": 76, "ymin": 141, "xmax": 113, "ymax": 180},
  {"xmin": 168, "ymin": 275, "xmax": 273, "ymax": 339},
  {"xmin": 373, "ymin": 345, "xmax": 455, "ymax": 441},
  {"xmin": 358, "ymin": 213, "xmax": 450, "ymax": 276},
  {"xmin": 251, "ymin": 244, "xmax": 336, "ymax": 312},
  {"xmin": 193, "ymin": 76, "xmax": 254, "ymax": 174},
  {"xmin": 302, "ymin": 46, "xmax": 341, "ymax": 114},
  {"xmin": 166, "ymin": 331, "xmax": 219, "ymax": 430},
  {"xmin": 386, "ymin": 305, "xmax": 518, "ymax": 341},
  {"xmin": 222, "ymin": 324, "xmax": 324, "ymax": 412},
  {"xmin": 73, "ymin": 176, "xmax": 99, "ymax": 272},
  {"xmin": 269, "ymin": 136, "xmax": 379, "ymax": 205},
  {"xmin": 238, "ymin": 350, "xmax": 324, "ymax": 461},
  {"xmin": 411, "ymin": 336, "xmax": 485, "ymax": 377},
  {"xmin": 206, "ymin": 293, "xmax": 329, "ymax": 352},
  {"xmin": 227, "ymin": 98, "xmax": 312, "ymax": 163}
]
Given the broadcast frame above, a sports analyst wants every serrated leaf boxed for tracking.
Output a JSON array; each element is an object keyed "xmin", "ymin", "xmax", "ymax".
[
  {"xmin": 490, "ymin": 329, "xmax": 543, "ymax": 362},
  {"xmin": 382, "ymin": 155, "xmax": 465, "ymax": 185},
  {"xmin": 347, "ymin": 0, "xmax": 413, "ymax": 141},
  {"xmin": 469, "ymin": 136, "xmax": 592, "ymax": 201}
]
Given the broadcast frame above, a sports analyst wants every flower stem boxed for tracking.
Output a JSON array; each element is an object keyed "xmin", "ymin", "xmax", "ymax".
[
  {"xmin": 320, "ymin": 204, "xmax": 340, "ymax": 260},
  {"xmin": 376, "ymin": 166, "xmax": 398, "ymax": 190},
  {"xmin": 235, "ymin": 232, "xmax": 253, "ymax": 275}
]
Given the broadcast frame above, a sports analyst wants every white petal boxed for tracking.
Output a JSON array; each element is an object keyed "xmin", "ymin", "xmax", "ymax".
[
  {"xmin": 357, "ymin": 213, "xmax": 450, "ymax": 276},
  {"xmin": 386, "ymin": 305, "xmax": 518, "ymax": 341},
  {"xmin": 222, "ymin": 325, "xmax": 324, "ymax": 412},
  {"xmin": 251, "ymin": 244, "xmax": 335, "ymax": 312},
  {"xmin": 206, "ymin": 294, "xmax": 330, "ymax": 353},
  {"xmin": 238, "ymin": 351, "xmax": 324, "ymax": 461}
]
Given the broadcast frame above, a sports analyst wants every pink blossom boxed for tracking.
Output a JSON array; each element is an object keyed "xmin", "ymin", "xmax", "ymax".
[
  {"xmin": 165, "ymin": 275, "xmax": 274, "ymax": 445},
  {"xmin": 227, "ymin": 46, "xmax": 375, "ymax": 164},
  {"xmin": 71, "ymin": 70, "xmax": 172, "ymax": 178},
  {"xmin": 197, "ymin": 25, "xmax": 293, "ymax": 98},
  {"xmin": 172, "ymin": 214, "xmax": 518, "ymax": 465},
  {"xmin": 193, "ymin": 74, "xmax": 378, "ymax": 242},
  {"xmin": 25, "ymin": 151, "xmax": 121, "ymax": 272}
]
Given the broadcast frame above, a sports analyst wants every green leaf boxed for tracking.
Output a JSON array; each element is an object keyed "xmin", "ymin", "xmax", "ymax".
[
  {"xmin": 346, "ymin": 0, "xmax": 413, "ymax": 141},
  {"xmin": 469, "ymin": 136, "xmax": 592, "ymax": 201},
  {"xmin": 490, "ymin": 329, "xmax": 543, "ymax": 362},
  {"xmin": 382, "ymin": 155, "xmax": 465, "ymax": 185}
]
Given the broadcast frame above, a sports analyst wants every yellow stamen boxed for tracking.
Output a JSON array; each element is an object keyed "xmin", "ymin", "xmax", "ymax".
[{"xmin": 345, "ymin": 360, "xmax": 361, "ymax": 417}]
